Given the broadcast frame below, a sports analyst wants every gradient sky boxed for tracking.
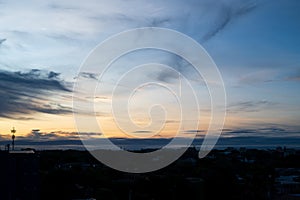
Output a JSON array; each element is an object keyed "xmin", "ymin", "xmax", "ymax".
[{"xmin": 0, "ymin": 0, "xmax": 299, "ymax": 141}]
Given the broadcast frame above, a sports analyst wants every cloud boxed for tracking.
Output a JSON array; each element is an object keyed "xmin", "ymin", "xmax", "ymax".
[
  {"xmin": 144, "ymin": 17, "xmax": 171, "ymax": 27},
  {"xmin": 154, "ymin": 55, "xmax": 186, "ymax": 83},
  {"xmin": 165, "ymin": 120, "xmax": 180, "ymax": 124},
  {"xmin": 4, "ymin": 116, "xmax": 35, "ymax": 121},
  {"xmin": 183, "ymin": 129, "xmax": 206, "ymax": 135},
  {"xmin": 0, "ymin": 38, "xmax": 6, "ymax": 45},
  {"xmin": 237, "ymin": 70, "xmax": 278, "ymax": 85},
  {"xmin": 26, "ymin": 129, "xmax": 102, "ymax": 140},
  {"xmin": 223, "ymin": 128, "xmax": 256, "ymax": 135},
  {"xmin": 146, "ymin": 0, "xmax": 260, "ymax": 84},
  {"xmin": 0, "ymin": 69, "xmax": 72, "ymax": 119},
  {"xmin": 222, "ymin": 125, "xmax": 299, "ymax": 137},
  {"xmin": 201, "ymin": 0, "xmax": 258, "ymax": 42},
  {"xmin": 227, "ymin": 100, "xmax": 275, "ymax": 113},
  {"xmin": 47, "ymin": 2, "xmax": 80, "ymax": 11},
  {"xmin": 0, "ymin": 0, "xmax": 261, "ymax": 68},
  {"xmin": 132, "ymin": 130, "xmax": 152, "ymax": 134},
  {"xmin": 152, "ymin": 54, "xmax": 205, "ymax": 84},
  {"xmin": 285, "ymin": 70, "xmax": 300, "ymax": 81},
  {"xmin": 76, "ymin": 72, "xmax": 98, "ymax": 80},
  {"xmin": 236, "ymin": 68, "xmax": 300, "ymax": 85}
]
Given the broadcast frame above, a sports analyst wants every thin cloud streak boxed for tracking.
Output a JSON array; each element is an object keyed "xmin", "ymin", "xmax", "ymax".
[{"xmin": 227, "ymin": 100, "xmax": 276, "ymax": 113}]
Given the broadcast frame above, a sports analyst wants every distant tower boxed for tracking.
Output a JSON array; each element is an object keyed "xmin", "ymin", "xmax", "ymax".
[{"xmin": 11, "ymin": 127, "xmax": 16, "ymax": 150}]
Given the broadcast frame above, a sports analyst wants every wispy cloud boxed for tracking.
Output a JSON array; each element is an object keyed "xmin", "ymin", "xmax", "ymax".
[
  {"xmin": 237, "ymin": 70, "xmax": 277, "ymax": 85},
  {"xmin": 202, "ymin": 0, "xmax": 258, "ymax": 42},
  {"xmin": 183, "ymin": 129, "xmax": 206, "ymax": 135},
  {"xmin": 227, "ymin": 100, "xmax": 275, "ymax": 113},
  {"xmin": 76, "ymin": 72, "xmax": 98, "ymax": 80},
  {"xmin": 235, "ymin": 68, "xmax": 300, "ymax": 85},
  {"xmin": 0, "ymin": 0, "xmax": 261, "ymax": 70},
  {"xmin": 150, "ymin": 53, "xmax": 205, "ymax": 85},
  {"xmin": 222, "ymin": 125, "xmax": 300, "ymax": 137}
]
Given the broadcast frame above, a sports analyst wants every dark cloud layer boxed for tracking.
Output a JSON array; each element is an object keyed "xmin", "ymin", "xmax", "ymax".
[{"xmin": 0, "ymin": 69, "xmax": 71, "ymax": 119}]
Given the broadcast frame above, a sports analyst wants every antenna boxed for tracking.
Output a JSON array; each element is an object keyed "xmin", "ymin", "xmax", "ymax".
[{"xmin": 11, "ymin": 127, "xmax": 16, "ymax": 150}]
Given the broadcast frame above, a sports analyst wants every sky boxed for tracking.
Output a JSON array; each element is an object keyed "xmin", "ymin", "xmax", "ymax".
[{"xmin": 0, "ymin": 0, "xmax": 300, "ymax": 144}]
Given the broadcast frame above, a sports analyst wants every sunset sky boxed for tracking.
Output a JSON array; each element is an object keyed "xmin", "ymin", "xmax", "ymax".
[{"xmin": 0, "ymin": 0, "xmax": 299, "ymax": 142}]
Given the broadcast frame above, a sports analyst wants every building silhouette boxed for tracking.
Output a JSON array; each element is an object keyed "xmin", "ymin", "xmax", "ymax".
[{"xmin": 0, "ymin": 149, "xmax": 39, "ymax": 200}]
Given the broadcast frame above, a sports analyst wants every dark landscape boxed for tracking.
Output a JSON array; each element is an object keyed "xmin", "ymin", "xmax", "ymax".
[{"xmin": 1, "ymin": 146, "xmax": 300, "ymax": 200}]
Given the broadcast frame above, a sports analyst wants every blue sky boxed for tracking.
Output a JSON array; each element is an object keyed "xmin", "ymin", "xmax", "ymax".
[{"xmin": 0, "ymin": 0, "xmax": 299, "ymax": 141}]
